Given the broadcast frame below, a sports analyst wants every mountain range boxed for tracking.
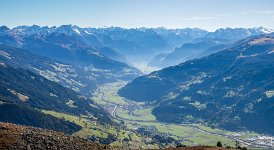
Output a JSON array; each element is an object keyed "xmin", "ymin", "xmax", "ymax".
[
  {"xmin": 149, "ymin": 27, "xmax": 273, "ymax": 68},
  {"xmin": 119, "ymin": 34, "xmax": 274, "ymax": 135},
  {"xmin": 0, "ymin": 26, "xmax": 142, "ymax": 95},
  {"xmin": 1, "ymin": 25, "xmax": 272, "ymax": 70},
  {"xmin": 1, "ymin": 24, "xmax": 274, "ymax": 148}
]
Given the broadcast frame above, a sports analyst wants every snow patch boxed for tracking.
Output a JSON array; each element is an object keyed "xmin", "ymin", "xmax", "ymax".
[
  {"xmin": 260, "ymin": 28, "xmax": 274, "ymax": 34},
  {"xmin": 268, "ymin": 49, "xmax": 274, "ymax": 54},
  {"xmin": 0, "ymin": 51, "xmax": 12, "ymax": 59},
  {"xmin": 73, "ymin": 28, "xmax": 81, "ymax": 34},
  {"xmin": 85, "ymin": 30, "xmax": 93, "ymax": 35},
  {"xmin": 0, "ymin": 62, "xmax": 6, "ymax": 67}
]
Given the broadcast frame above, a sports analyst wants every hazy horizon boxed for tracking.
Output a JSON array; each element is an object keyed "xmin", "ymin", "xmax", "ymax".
[
  {"xmin": 2, "ymin": 24, "xmax": 273, "ymax": 32},
  {"xmin": 1, "ymin": 0, "xmax": 274, "ymax": 31}
]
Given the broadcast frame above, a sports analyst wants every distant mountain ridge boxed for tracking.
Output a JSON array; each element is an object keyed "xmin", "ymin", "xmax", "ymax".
[
  {"xmin": 149, "ymin": 27, "xmax": 273, "ymax": 68},
  {"xmin": 1, "ymin": 25, "xmax": 272, "ymax": 70},
  {"xmin": 0, "ymin": 25, "xmax": 143, "ymax": 94}
]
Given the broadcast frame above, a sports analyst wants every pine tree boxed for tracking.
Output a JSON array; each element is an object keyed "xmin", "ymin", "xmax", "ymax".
[{"xmin": 217, "ymin": 141, "xmax": 222, "ymax": 147}]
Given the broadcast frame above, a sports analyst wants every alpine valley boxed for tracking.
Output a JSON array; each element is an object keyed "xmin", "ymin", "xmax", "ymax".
[{"xmin": 0, "ymin": 25, "xmax": 274, "ymax": 149}]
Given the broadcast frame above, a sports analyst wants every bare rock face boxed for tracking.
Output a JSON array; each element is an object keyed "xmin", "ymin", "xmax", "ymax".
[{"xmin": 0, "ymin": 122, "xmax": 111, "ymax": 150}]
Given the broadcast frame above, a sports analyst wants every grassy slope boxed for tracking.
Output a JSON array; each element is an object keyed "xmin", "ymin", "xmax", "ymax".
[{"xmin": 42, "ymin": 110, "xmax": 159, "ymax": 149}]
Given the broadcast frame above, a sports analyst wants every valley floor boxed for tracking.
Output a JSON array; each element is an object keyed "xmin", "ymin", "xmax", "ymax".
[
  {"xmin": 91, "ymin": 81, "xmax": 274, "ymax": 149},
  {"xmin": 40, "ymin": 81, "xmax": 274, "ymax": 149}
]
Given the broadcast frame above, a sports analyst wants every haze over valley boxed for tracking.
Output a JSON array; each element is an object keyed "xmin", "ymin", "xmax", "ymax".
[{"xmin": 1, "ymin": 0, "xmax": 274, "ymax": 149}]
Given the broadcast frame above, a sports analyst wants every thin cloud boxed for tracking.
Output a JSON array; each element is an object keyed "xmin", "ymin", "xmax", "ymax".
[
  {"xmin": 240, "ymin": 12, "xmax": 248, "ymax": 15},
  {"xmin": 215, "ymin": 13, "xmax": 237, "ymax": 17},
  {"xmin": 180, "ymin": 13, "xmax": 245, "ymax": 21},
  {"xmin": 215, "ymin": 12, "xmax": 248, "ymax": 17},
  {"xmin": 193, "ymin": 17, "xmax": 215, "ymax": 20},
  {"xmin": 255, "ymin": 10, "xmax": 274, "ymax": 15},
  {"xmin": 180, "ymin": 10, "xmax": 273, "ymax": 22},
  {"xmin": 181, "ymin": 16, "xmax": 216, "ymax": 21}
]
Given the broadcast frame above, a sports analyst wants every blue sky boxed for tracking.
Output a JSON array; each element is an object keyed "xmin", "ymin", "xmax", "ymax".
[{"xmin": 1, "ymin": 0, "xmax": 274, "ymax": 31}]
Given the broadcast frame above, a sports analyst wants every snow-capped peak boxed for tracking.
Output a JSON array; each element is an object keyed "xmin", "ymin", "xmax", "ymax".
[
  {"xmin": 259, "ymin": 27, "xmax": 274, "ymax": 34},
  {"xmin": 54, "ymin": 25, "xmax": 82, "ymax": 35}
]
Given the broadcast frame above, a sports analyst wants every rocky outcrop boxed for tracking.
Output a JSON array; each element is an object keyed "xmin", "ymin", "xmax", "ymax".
[{"xmin": 0, "ymin": 122, "xmax": 111, "ymax": 150}]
